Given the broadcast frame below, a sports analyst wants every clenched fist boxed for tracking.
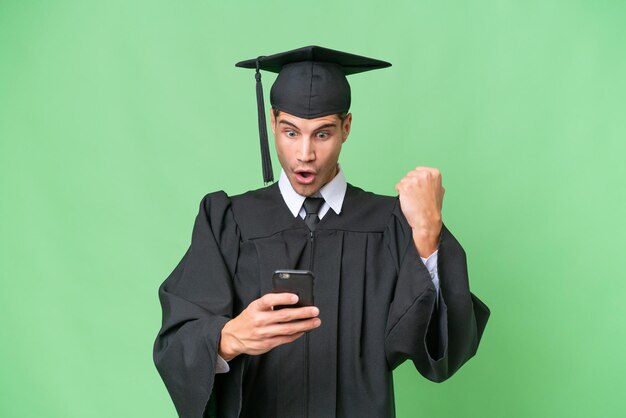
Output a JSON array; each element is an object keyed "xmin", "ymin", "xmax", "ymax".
[{"xmin": 395, "ymin": 167, "xmax": 445, "ymax": 257}]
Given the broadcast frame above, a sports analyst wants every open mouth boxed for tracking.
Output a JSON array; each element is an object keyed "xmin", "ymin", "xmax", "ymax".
[{"xmin": 295, "ymin": 170, "xmax": 316, "ymax": 185}]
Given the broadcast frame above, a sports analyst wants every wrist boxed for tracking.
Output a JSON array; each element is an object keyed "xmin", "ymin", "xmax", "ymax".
[
  {"xmin": 412, "ymin": 226, "xmax": 441, "ymax": 258},
  {"xmin": 218, "ymin": 323, "xmax": 239, "ymax": 361}
]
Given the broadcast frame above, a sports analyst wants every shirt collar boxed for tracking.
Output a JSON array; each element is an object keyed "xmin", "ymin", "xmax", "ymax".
[{"xmin": 278, "ymin": 166, "xmax": 347, "ymax": 217}]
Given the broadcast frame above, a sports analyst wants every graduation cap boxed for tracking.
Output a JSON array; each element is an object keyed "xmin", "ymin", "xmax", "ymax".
[{"xmin": 236, "ymin": 45, "xmax": 391, "ymax": 183}]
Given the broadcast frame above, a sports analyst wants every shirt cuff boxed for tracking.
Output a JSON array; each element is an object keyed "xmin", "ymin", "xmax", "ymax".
[
  {"xmin": 215, "ymin": 354, "xmax": 230, "ymax": 374},
  {"xmin": 420, "ymin": 250, "xmax": 440, "ymax": 293}
]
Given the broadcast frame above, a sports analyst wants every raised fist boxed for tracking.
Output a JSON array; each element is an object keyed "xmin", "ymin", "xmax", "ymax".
[{"xmin": 395, "ymin": 167, "xmax": 444, "ymax": 257}]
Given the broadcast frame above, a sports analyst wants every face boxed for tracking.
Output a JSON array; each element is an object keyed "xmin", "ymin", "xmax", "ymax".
[{"xmin": 271, "ymin": 110, "xmax": 352, "ymax": 196}]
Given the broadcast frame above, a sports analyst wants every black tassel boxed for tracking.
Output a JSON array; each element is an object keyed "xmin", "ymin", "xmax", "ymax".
[{"xmin": 255, "ymin": 57, "xmax": 274, "ymax": 184}]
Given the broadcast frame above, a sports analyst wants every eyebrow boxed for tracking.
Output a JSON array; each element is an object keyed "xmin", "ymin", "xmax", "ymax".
[
  {"xmin": 313, "ymin": 123, "xmax": 337, "ymax": 131},
  {"xmin": 278, "ymin": 120, "xmax": 300, "ymax": 129}
]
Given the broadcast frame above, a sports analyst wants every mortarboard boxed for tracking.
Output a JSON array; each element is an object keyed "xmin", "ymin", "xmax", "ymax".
[{"xmin": 236, "ymin": 45, "xmax": 391, "ymax": 183}]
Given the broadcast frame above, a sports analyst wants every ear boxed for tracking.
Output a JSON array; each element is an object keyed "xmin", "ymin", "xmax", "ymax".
[
  {"xmin": 341, "ymin": 113, "xmax": 352, "ymax": 143},
  {"xmin": 270, "ymin": 109, "xmax": 276, "ymax": 135}
]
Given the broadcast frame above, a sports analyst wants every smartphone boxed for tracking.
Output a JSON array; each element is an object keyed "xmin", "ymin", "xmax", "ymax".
[{"xmin": 272, "ymin": 269, "xmax": 315, "ymax": 309}]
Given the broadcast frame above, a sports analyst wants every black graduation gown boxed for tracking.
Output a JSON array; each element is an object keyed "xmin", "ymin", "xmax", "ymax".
[{"xmin": 153, "ymin": 183, "xmax": 490, "ymax": 418}]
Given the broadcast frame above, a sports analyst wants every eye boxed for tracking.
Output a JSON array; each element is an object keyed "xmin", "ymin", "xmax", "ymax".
[
  {"xmin": 316, "ymin": 131, "xmax": 330, "ymax": 139},
  {"xmin": 286, "ymin": 130, "xmax": 298, "ymax": 138}
]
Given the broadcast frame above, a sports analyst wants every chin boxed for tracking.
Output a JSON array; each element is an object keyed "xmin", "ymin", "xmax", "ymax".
[
  {"xmin": 291, "ymin": 182, "xmax": 320, "ymax": 196},
  {"xmin": 295, "ymin": 186, "xmax": 317, "ymax": 197}
]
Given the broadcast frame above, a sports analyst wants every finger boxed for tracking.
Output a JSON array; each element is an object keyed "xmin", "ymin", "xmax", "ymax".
[
  {"xmin": 245, "ymin": 332, "xmax": 307, "ymax": 355},
  {"xmin": 266, "ymin": 317, "xmax": 322, "ymax": 337},
  {"xmin": 262, "ymin": 332, "xmax": 306, "ymax": 351},
  {"xmin": 409, "ymin": 167, "xmax": 441, "ymax": 178},
  {"xmin": 272, "ymin": 306, "xmax": 320, "ymax": 323},
  {"xmin": 408, "ymin": 169, "xmax": 438, "ymax": 180},
  {"xmin": 397, "ymin": 177, "xmax": 418, "ymax": 188},
  {"xmin": 407, "ymin": 167, "xmax": 428, "ymax": 176},
  {"xmin": 405, "ymin": 171, "xmax": 428, "ymax": 181},
  {"xmin": 255, "ymin": 293, "xmax": 299, "ymax": 311}
]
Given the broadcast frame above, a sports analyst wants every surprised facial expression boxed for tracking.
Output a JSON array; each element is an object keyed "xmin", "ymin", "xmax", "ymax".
[{"xmin": 271, "ymin": 111, "xmax": 352, "ymax": 196}]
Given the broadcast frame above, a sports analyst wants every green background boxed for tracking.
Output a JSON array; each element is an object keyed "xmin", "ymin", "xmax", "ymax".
[{"xmin": 1, "ymin": 0, "xmax": 625, "ymax": 417}]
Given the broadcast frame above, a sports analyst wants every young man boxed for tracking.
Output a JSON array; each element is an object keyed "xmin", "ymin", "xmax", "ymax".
[{"xmin": 154, "ymin": 46, "xmax": 489, "ymax": 418}]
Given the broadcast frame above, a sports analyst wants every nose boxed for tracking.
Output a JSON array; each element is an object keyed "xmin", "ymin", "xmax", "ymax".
[{"xmin": 297, "ymin": 137, "xmax": 315, "ymax": 163}]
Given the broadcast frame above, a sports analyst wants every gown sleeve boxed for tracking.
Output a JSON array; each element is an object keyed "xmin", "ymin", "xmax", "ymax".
[
  {"xmin": 153, "ymin": 192, "xmax": 239, "ymax": 418},
  {"xmin": 384, "ymin": 202, "xmax": 490, "ymax": 382}
]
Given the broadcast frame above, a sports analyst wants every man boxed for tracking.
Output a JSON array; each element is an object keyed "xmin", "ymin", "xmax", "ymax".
[{"xmin": 154, "ymin": 46, "xmax": 489, "ymax": 418}]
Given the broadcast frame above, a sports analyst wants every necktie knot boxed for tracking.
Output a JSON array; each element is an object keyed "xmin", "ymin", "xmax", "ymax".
[
  {"xmin": 303, "ymin": 197, "xmax": 324, "ymax": 231},
  {"xmin": 303, "ymin": 197, "xmax": 324, "ymax": 215}
]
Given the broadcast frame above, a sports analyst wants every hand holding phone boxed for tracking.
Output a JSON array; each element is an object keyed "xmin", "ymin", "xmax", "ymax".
[{"xmin": 219, "ymin": 291, "xmax": 321, "ymax": 361}]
